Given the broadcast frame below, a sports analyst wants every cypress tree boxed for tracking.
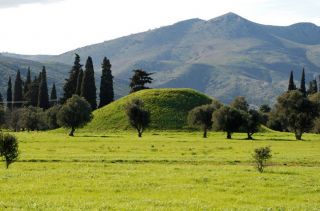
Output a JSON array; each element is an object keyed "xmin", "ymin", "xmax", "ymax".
[
  {"xmin": 307, "ymin": 79, "xmax": 318, "ymax": 95},
  {"xmin": 13, "ymin": 70, "xmax": 23, "ymax": 108},
  {"xmin": 300, "ymin": 68, "xmax": 306, "ymax": 95},
  {"xmin": 61, "ymin": 54, "xmax": 82, "ymax": 104},
  {"xmin": 38, "ymin": 66, "xmax": 50, "ymax": 109},
  {"xmin": 50, "ymin": 83, "xmax": 57, "ymax": 104},
  {"xmin": 81, "ymin": 56, "xmax": 97, "ymax": 110},
  {"xmin": 99, "ymin": 57, "xmax": 114, "ymax": 108},
  {"xmin": 288, "ymin": 71, "xmax": 296, "ymax": 91},
  {"xmin": 75, "ymin": 69, "xmax": 83, "ymax": 95},
  {"xmin": 30, "ymin": 76, "xmax": 40, "ymax": 107},
  {"xmin": 6, "ymin": 77, "xmax": 12, "ymax": 111},
  {"xmin": 24, "ymin": 67, "xmax": 32, "ymax": 95}
]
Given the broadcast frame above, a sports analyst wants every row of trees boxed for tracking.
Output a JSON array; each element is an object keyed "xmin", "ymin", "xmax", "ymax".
[{"xmin": 60, "ymin": 54, "xmax": 114, "ymax": 110}]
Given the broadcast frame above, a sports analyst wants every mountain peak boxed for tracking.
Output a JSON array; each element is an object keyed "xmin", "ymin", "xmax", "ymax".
[{"xmin": 210, "ymin": 12, "xmax": 249, "ymax": 22}]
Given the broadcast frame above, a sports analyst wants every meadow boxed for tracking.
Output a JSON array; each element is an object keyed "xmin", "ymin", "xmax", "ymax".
[{"xmin": 0, "ymin": 130, "xmax": 319, "ymax": 210}]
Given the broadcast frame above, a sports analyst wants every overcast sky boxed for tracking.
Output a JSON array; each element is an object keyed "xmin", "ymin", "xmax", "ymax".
[{"xmin": 0, "ymin": 0, "xmax": 319, "ymax": 55}]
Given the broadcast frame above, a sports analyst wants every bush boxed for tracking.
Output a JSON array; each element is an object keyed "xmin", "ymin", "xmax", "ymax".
[
  {"xmin": 125, "ymin": 99, "xmax": 150, "ymax": 137},
  {"xmin": 252, "ymin": 146, "xmax": 272, "ymax": 173},
  {"xmin": 46, "ymin": 105, "xmax": 61, "ymax": 129},
  {"xmin": 0, "ymin": 133, "xmax": 19, "ymax": 169}
]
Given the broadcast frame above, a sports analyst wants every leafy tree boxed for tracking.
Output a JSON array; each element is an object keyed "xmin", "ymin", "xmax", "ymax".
[
  {"xmin": 57, "ymin": 95, "xmax": 92, "ymax": 136},
  {"xmin": 230, "ymin": 96, "xmax": 249, "ymax": 112},
  {"xmin": 212, "ymin": 106, "xmax": 243, "ymax": 139},
  {"xmin": 81, "ymin": 56, "xmax": 97, "ymax": 110},
  {"xmin": 0, "ymin": 106, "xmax": 5, "ymax": 130},
  {"xmin": 129, "ymin": 69, "xmax": 153, "ymax": 93},
  {"xmin": 46, "ymin": 105, "xmax": 61, "ymax": 129},
  {"xmin": 61, "ymin": 54, "xmax": 82, "ymax": 104},
  {"xmin": 266, "ymin": 110, "xmax": 285, "ymax": 131},
  {"xmin": 50, "ymin": 83, "xmax": 57, "ymax": 106},
  {"xmin": 300, "ymin": 68, "xmax": 306, "ymax": 96},
  {"xmin": 75, "ymin": 69, "xmax": 83, "ymax": 96},
  {"xmin": 6, "ymin": 77, "xmax": 13, "ymax": 111},
  {"xmin": 125, "ymin": 99, "xmax": 150, "ymax": 137},
  {"xmin": 99, "ymin": 57, "xmax": 114, "ymax": 108},
  {"xmin": 188, "ymin": 102, "xmax": 221, "ymax": 138},
  {"xmin": 18, "ymin": 107, "xmax": 45, "ymax": 131},
  {"xmin": 252, "ymin": 146, "xmax": 272, "ymax": 173},
  {"xmin": 0, "ymin": 133, "xmax": 19, "ymax": 169},
  {"xmin": 13, "ymin": 70, "xmax": 24, "ymax": 109},
  {"xmin": 288, "ymin": 71, "xmax": 296, "ymax": 91},
  {"xmin": 259, "ymin": 104, "xmax": 271, "ymax": 113},
  {"xmin": 242, "ymin": 109, "xmax": 263, "ymax": 140},
  {"xmin": 274, "ymin": 90, "xmax": 316, "ymax": 140},
  {"xmin": 38, "ymin": 66, "xmax": 50, "ymax": 110},
  {"xmin": 307, "ymin": 79, "xmax": 318, "ymax": 95}
]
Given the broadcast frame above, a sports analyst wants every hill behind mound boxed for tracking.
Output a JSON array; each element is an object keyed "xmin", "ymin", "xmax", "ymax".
[{"xmin": 84, "ymin": 88, "xmax": 213, "ymax": 131}]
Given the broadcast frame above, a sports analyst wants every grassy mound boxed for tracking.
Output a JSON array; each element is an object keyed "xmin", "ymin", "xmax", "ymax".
[{"xmin": 84, "ymin": 88, "xmax": 212, "ymax": 131}]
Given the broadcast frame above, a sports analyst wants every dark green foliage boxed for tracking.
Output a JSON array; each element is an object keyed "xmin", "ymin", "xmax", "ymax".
[
  {"xmin": 300, "ymin": 68, "xmax": 306, "ymax": 96},
  {"xmin": 75, "ymin": 69, "xmax": 83, "ymax": 96},
  {"xmin": 307, "ymin": 79, "xmax": 318, "ymax": 95},
  {"xmin": 29, "ymin": 76, "xmax": 40, "ymax": 107},
  {"xmin": 253, "ymin": 146, "xmax": 272, "ymax": 173},
  {"xmin": 230, "ymin": 96, "xmax": 249, "ymax": 112},
  {"xmin": 188, "ymin": 102, "xmax": 222, "ymax": 138},
  {"xmin": 24, "ymin": 67, "xmax": 32, "ymax": 95},
  {"xmin": 242, "ymin": 109, "xmax": 263, "ymax": 140},
  {"xmin": 38, "ymin": 66, "xmax": 50, "ymax": 110},
  {"xmin": 81, "ymin": 57, "xmax": 97, "ymax": 110},
  {"xmin": 259, "ymin": 104, "xmax": 271, "ymax": 113},
  {"xmin": 61, "ymin": 54, "xmax": 82, "ymax": 104},
  {"xmin": 288, "ymin": 71, "xmax": 296, "ymax": 91},
  {"xmin": 267, "ymin": 111, "xmax": 284, "ymax": 131},
  {"xmin": 13, "ymin": 70, "xmax": 23, "ymax": 109},
  {"xmin": 129, "ymin": 69, "xmax": 153, "ymax": 93},
  {"xmin": 0, "ymin": 106, "xmax": 5, "ymax": 129},
  {"xmin": 212, "ymin": 106, "xmax": 243, "ymax": 139},
  {"xmin": 57, "ymin": 95, "xmax": 93, "ymax": 136},
  {"xmin": 313, "ymin": 117, "xmax": 320, "ymax": 134},
  {"xmin": 0, "ymin": 133, "xmax": 19, "ymax": 169},
  {"xmin": 99, "ymin": 57, "xmax": 114, "ymax": 108},
  {"xmin": 125, "ymin": 99, "xmax": 150, "ymax": 137},
  {"xmin": 274, "ymin": 90, "xmax": 316, "ymax": 140},
  {"xmin": 50, "ymin": 83, "xmax": 57, "ymax": 106},
  {"xmin": 6, "ymin": 77, "xmax": 12, "ymax": 111},
  {"xmin": 46, "ymin": 105, "xmax": 61, "ymax": 129}
]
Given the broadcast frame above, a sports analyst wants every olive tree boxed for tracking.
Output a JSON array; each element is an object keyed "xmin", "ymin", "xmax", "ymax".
[
  {"xmin": 252, "ymin": 146, "xmax": 272, "ymax": 173},
  {"xmin": 212, "ymin": 106, "xmax": 243, "ymax": 139},
  {"xmin": 0, "ymin": 133, "xmax": 19, "ymax": 169},
  {"xmin": 188, "ymin": 102, "xmax": 221, "ymax": 138},
  {"xmin": 242, "ymin": 109, "xmax": 263, "ymax": 140},
  {"xmin": 125, "ymin": 99, "xmax": 150, "ymax": 137},
  {"xmin": 58, "ymin": 95, "xmax": 93, "ymax": 136},
  {"xmin": 274, "ymin": 90, "xmax": 316, "ymax": 140}
]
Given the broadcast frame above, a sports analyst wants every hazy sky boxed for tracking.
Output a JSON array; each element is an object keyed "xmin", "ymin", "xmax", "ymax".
[{"xmin": 0, "ymin": 0, "xmax": 319, "ymax": 55}]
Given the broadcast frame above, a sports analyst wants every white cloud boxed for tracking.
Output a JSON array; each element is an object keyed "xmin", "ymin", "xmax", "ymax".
[{"xmin": 0, "ymin": 0, "xmax": 64, "ymax": 8}]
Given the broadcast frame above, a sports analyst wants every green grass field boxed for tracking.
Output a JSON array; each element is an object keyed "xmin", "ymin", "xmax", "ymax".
[{"xmin": 0, "ymin": 130, "xmax": 319, "ymax": 210}]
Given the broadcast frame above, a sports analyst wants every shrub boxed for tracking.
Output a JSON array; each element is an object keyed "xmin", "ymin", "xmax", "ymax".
[
  {"xmin": 0, "ymin": 133, "xmax": 19, "ymax": 169},
  {"xmin": 252, "ymin": 146, "xmax": 272, "ymax": 173}
]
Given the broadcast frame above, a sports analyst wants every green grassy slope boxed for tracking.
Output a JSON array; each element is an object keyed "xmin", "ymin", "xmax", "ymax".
[{"xmin": 84, "ymin": 88, "xmax": 212, "ymax": 131}]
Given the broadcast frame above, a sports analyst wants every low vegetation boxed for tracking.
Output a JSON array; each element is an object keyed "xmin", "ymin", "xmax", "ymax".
[
  {"xmin": 252, "ymin": 146, "xmax": 272, "ymax": 173},
  {"xmin": 0, "ymin": 133, "xmax": 19, "ymax": 169}
]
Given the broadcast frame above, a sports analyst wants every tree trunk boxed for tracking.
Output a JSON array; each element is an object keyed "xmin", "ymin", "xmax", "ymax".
[
  {"xmin": 227, "ymin": 132, "xmax": 232, "ymax": 139},
  {"xmin": 203, "ymin": 128, "xmax": 207, "ymax": 138},
  {"xmin": 295, "ymin": 131, "xmax": 302, "ymax": 140},
  {"xmin": 138, "ymin": 130, "xmax": 142, "ymax": 138},
  {"xmin": 69, "ymin": 127, "xmax": 75, "ymax": 136},
  {"xmin": 247, "ymin": 133, "xmax": 253, "ymax": 140}
]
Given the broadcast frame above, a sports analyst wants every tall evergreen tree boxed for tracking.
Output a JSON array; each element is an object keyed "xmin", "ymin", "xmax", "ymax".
[
  {"xmin": 75, "ymin": 69, "xmax": 83, "ymax": 95},
  {"xmin": 288, "ymin": 71, "xmax": 296, "ymax": 91},
  {"xmin": 300, "ymin": 68, "xmax": 306, "ymax": 95},
  {"xmin": 13, "ymin": 70, "xmax": 23, "ymax": 108},
  {"xmin": 30, "ymin": 76, "xmax": 40, "ymax": 107},
  {"xmin": 6, "ymin": 77, "xmax": 12, "ymax": 111},
  {"xmin": 81, "ymin": 56, "xmax": 97, "ymax": 110},
  {"xmin": 38, "ymin": 66, "xmax": 50, "ymax": 109},
  {"xmin": 24, "ymin": 67, "xmax": 32, "ymax": 95},
  {"xmin": 61, "ymin": 54, "xmax": 82, "ymax": 104},
  {"xmin": 307, "ymin": 79, "xmax": 318, "ymax": 95},
  {"xmin": 99, "ymin": 57, "xmax": 114, "ymax": 108},
  {"xmin": 50, "ymin": 83, "xmax": 57, "ymax": 104}
]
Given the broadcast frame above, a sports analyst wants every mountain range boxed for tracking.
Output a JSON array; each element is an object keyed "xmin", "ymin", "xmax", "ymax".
[{"xmin": 2, "ymin": 12, "xmax": 320, "ymax": 105}]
